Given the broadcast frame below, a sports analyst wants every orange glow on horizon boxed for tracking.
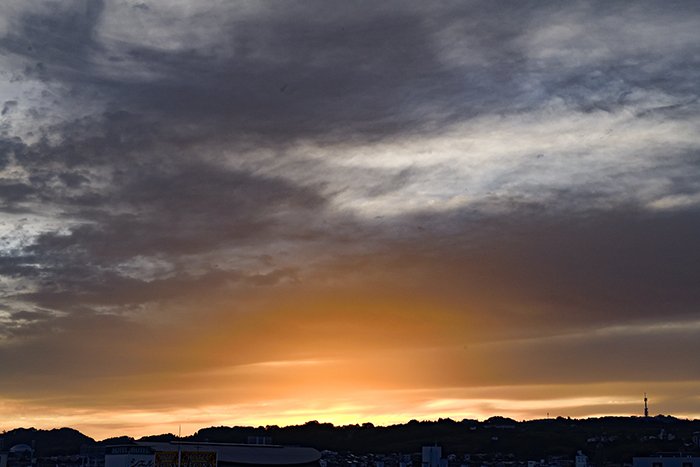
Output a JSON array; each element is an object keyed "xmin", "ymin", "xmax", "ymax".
[
  {"xmin": 3, "ymin": 380, "xmax": 699, "ymax": 440},
  {"xmin": 3, "ymin": 283, "xmax": 700, "ymax": 440}
]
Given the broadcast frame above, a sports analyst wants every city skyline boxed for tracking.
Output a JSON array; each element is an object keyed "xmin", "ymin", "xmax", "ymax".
[{"xmin": 1, "ymin": 1, "xmax": 700, "ymax": 439}]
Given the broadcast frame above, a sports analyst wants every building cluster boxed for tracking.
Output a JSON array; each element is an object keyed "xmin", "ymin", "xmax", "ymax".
[
  {"xmin": 1, "ymin": 444, "xmax": 36, "ymax": 467},
  {"xmin": 0, "ymin": 442, "xmax": 320, "ymax": 467},
  {"xmin": 319, "ymin": 445, "xmax": 700, "ymax": 467},
  {"xmin": 319, "ymin": 446, "xmax": 591, "ymax": 467},
  {"xmin": 4, "ymin": 425, "xmax": 700, "ymax": 467}
]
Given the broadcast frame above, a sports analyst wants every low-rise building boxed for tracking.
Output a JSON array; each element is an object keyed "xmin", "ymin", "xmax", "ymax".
[
  {"xmin": 633, "ymin": 455, "xmax": 700, "ymax": 467},
  {"xmin": 104, "ymin": 442, "xmax": 320, "ymax": 467}
]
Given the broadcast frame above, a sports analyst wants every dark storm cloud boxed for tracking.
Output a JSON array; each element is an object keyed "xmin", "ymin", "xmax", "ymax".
[
  {"xmin": 0, "ymin": 0, "xmax": 104, "ymax": 81},
  {"xmin": 306, "ymin": 204, "xmax": 700, "ymax": 342},
  {"xmin": 58, "ymin": 172, "xmax": 89, "ymax": 188},
  {"xmin": 2, "ymin": 101, "xmax": 18, "ymax": 116},
  {"xmin": 0, "ymin": 137, "xmax": 24, "ymax": 169},
  {"xmin": 468, "ymin": 321, "xmax": 700, "ymax": 385},
  {"xmin": 3, "ymin": 0, "xmax": 698, "ymax": 161},
  {"xmin": 0, "ymin": 0, "xmax": 697, "ymax": 302},
  {"xmin": 0, "ymin": 0, "xmax": 698, "ymax": 413},
  {"xmin": 3, "ymin": 0, "xmax": 459, "ymax": 138},
  {"xmin": 31, "ymin": 163, "xmax": 324, "ymax": 256},
  {"xmin": 14, "ymin": 268, "xmax": 275, "ymax": 312},
  {"xmin": 0, "ymin": 157, "xmax": 323, "ymax": 313},
  {"xmin": 14, "ymin": 0, "xmax": 695, "ymax": 142},
  {"xmin": 0, "ymin": 111, "xmax": 327, "ymax": 325},
  {"xmin": 0, "ymin": 181, "xmax": 35, "ymax": 204}
]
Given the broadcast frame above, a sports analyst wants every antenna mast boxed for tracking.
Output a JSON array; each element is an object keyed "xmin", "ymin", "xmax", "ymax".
[
  {"xmin": 644, "ymin": 393, "xmax": 649, "ymax": 418},
  {"xmin": 178, "ymin": 425, "xmax": 182, "ymax": 467}
]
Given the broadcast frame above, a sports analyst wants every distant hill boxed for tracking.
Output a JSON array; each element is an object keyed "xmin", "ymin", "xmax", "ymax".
[
  {"xmin": 184, "ymin": 416, "xmax": 700, "ymax": 459},
  {"xmin": 0, "ymin": 427, "xmax": 95, "ymax": 456},
  {"xmin": 3, "ymin": 416, "xmax": 700, "ymax": 462}
]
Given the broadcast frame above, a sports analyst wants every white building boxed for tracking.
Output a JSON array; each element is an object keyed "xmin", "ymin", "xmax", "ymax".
[{"xmin": 104, "ymin": 446, "xmax": 155, "ymax": 467}]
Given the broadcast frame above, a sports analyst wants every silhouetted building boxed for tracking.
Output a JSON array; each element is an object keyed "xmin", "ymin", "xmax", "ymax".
[
  {"xmin": 633, "ymin": 455, "xmax": 700, "ymax": 467},
  {"xmin": 421, "ymin": 447, "xmax": 446, "ymax": 467},
  {"xmin": 106, "ymin": 442, "xmax": 321, "ymax": 467},
  {"xmin": 245, "ymin": 438, "xmax": 272, "ymax": 446},
  {"xmin": 105, "ymin": 446, "xmax": 155, "ymax": 467},
  {"xmin": 6, "ymin": 445, "xmax": 34, "ymax": 467}
]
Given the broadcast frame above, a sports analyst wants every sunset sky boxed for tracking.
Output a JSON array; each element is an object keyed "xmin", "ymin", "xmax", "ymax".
[{"xmin": 1, "ymin": 1, "xmax": 700, "ymax": 439}]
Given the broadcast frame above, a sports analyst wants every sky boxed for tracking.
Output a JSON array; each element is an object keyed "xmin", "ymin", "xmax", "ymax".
[{"xmin": 1, "ymin": 0, "xmax": 700, "ymax": 440}]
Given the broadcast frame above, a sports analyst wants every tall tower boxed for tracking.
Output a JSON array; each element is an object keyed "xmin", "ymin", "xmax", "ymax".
[{"xmin": 644, "ymin": 393, "xmax": 649, "ymax": 418}]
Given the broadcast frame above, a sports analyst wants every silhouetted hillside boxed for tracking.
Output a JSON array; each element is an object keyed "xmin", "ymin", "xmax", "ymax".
[
  {"xmin": 0, "ymin": 428, "xmax": 94, "ymax": 456},
  {"xmin": 97, "ymin": 436, "xmax": 135, "ymax": 446},
  {"xmin": 138, "ymin": 434, "xmax": 178, "ymax": 443},
  {"xmin": 3, "ymin": 416, "xmax": 700, "ymax": 462},
  {"xmin": 185, "ymin": 416, "xmax": 700, "ymax": 460}
]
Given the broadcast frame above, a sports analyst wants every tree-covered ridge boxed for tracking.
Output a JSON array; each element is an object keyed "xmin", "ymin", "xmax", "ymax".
[{"xmin": 2, "ymin": 416, "xmax": 700, "ymax": 462}]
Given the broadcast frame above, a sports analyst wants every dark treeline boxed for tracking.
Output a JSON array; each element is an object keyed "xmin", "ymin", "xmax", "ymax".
[{"xmin": 3, "ymin": 416, "xmax": 700, "ymax": 462}]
